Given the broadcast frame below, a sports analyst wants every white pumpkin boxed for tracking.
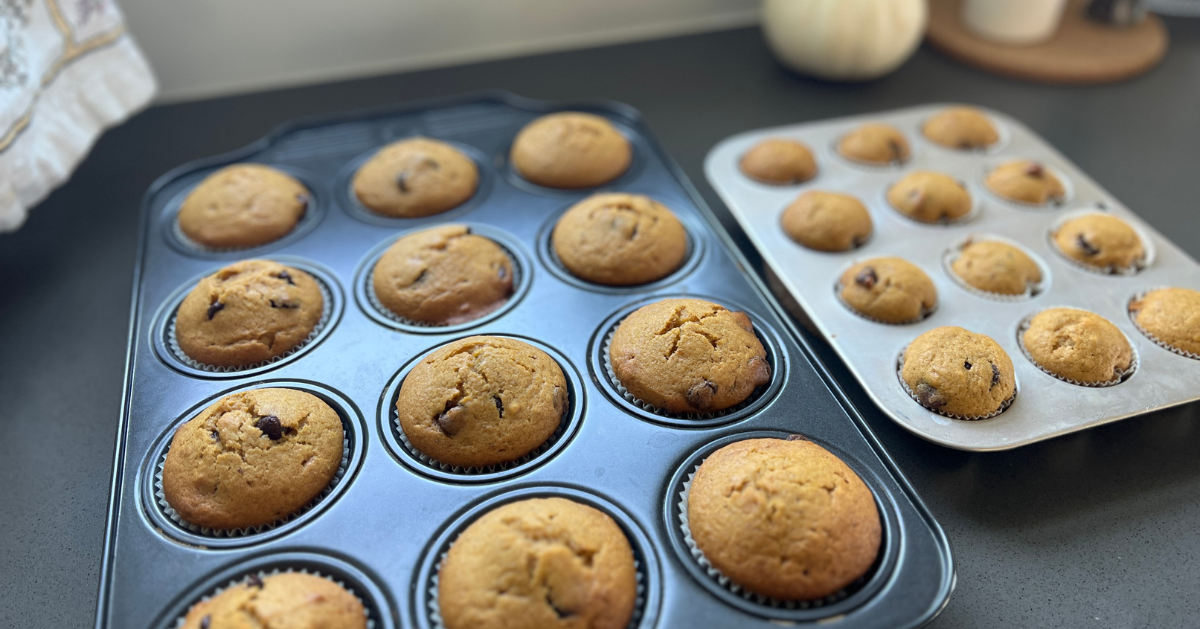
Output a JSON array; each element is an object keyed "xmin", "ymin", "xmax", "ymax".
[{"xmin": 763, "ymin": 0, "xmax": 928, "ymax": 81}]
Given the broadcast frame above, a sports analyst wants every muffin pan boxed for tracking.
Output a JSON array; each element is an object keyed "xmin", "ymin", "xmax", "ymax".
[
  {"xmin": 97, "ymin": 93, "xmax": 952, "ymax": 628},
  {"xmin": 705, "ymin": 103, "xmax": 1200, "ymax": 451}
]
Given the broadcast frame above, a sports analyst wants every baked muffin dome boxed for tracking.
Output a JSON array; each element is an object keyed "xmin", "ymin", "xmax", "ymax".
[
  {"xmin": 175, "ymin": 259, "xmax": 324, "ymax": 367},
  {"xmin": 372, "ymin": 225, "xmax": 513, "ymax": 325},
  {"xmin": 609, "ymin": 298, "xmax": 770, "ymax": 414},
  {"xmin": 922, "ymin": 106, "xmax": 999, "ymax": 150},
  {"xmin": 951, "ymin": 239, "xmax": 1042, "ymax": 296},
  {"xmin": 986, "ymin": 160, "xmax": 1066, "ymax": 205},
  {"xmin": 1052, "ymin": 214, "xmax": 1145, "ymax": 272},
  {"xmin": 901, "ymin": 326, "xmax": 1016, "ymax": 417},
  {"xmin": 162, "ymin": 388, "xmax": 343, "ymax": 530},
  {"xmin": 552, "ymin": 193, "xmax": 687, "ymax": 286},
  {"xmin": 887, "ymin": 171, "xmax": 972, "ymax": 223},
  {"xmin": 178, "ymin": 164, "xmax": 309, "ymax": 249},
  {"xmin": 397, "ymin": 336, "xmax": 568, "ymax": 468},
  {"xmin": 838, "ymin": 123, "xmax": 910, "ymax": 165},
  {"xmin": 687, "ymin": 437, "xmax": 881, "ymax": 601},
  {"xmin": 1022, "ymin": 308, "xmax": 1133, "ymax": 384},
  {"xmin": 510, "ymin": 112, "xmax": 631, "ymax": 189},
  {"xmin": 353, "ymin": 137, "xmax": 479, "ymax": 218},
  {"xmin": 438, "ymin": 497, "xmax": 637, "ymax": 629},
  {"xmin": 839, "ymin": 257, "xmax": 937, "ymax": 323},
  {"xmin": 780, "ymin": 191, "xmax": 873, "ymax": 252},
  {"xmin": 180, "ymin": 572, "xmax": 367, "ymax": 629},
  {"xmin": 739, "ymin": 138, "xmax": 817, "ymax": 185},
  {"xmin": 1129, "ymin": 287, "xmax": 1200, "ymax": 356}
]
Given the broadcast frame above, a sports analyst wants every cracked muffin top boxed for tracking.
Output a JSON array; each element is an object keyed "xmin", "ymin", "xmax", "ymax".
[
  {"xmin": 396, "ymin": 336, "xmax": 568, "ymax": 468},
  {"xmin": 552, "ymin": 193, "xmax": 688, "ymax": 286},
  {"xmin": 839, "ymin": 257, "xmax": 936, "ymax": 324},
  {"xmin": 176, "ymin": 259, "xmax": 324, "ymax": 368},
  {"xmin": 510, "ymin": 112, "xmax": 632, "ymax": 189},
  {"xmin": 950, "ymin": 239, "xmax": 1042, "ymax": 296},
  {"xmin": 609, "ymin": 298, "xmax": 770, "ymax": 414},
  {"xmin": 438, "ymin": 497, "xmax": 637, "ymax": 629},
  {"xmin": 985, "ymin": 160, "xmax": 1065, "ymax": 206},
  {"xmin": 887, "ymin": 171, "xmax": 972, "ymax": 224},
  {"xmin": 739, "ymin": 138, "xmax": 817, "ymax": 185},
  {"xmin": 353, "ymin": 136, "xmax": 479, "ymax": 218},
  {"xmin": 780, "ymin": 190, "xmax": 873, "ymax": 253},
  {"xmin": 1129, "ymin": 287, "xmax": 1200, "ymax": 356},
  {"xmin": 687, "ymin": 437, "xmax": 882, "ymax": 601},
  {"xmin": 162, "ymin": 388, "xmax": 343, "ymax": 531},
  {"xmin": 178, "ymin": 164, "xmax": 310, "ymax": 249},
  {"xmin": 837, "ymin": 123, "xmax": 910, "ymax": 165},
  {"xmin": 372, "ymin": 225, "xmax": 514, "ymax": 325},
  {"xmin": 180, "ymin": 572, "xmax": 367, "ymax": 629},
  {"xmin": 1052, "ymin": 214, "xmax": 1145, "ymax": 272},
  {"xmin": 922, "ymin": 106, "xmax": 999, "ymax": 150},
  {"xmin": 901, "ymin": 326, "xmax": 1016, "ymax": 418},
  {"xmin": 1022, "ymin": 308, "xmax": 1133, "ymax": 384}
]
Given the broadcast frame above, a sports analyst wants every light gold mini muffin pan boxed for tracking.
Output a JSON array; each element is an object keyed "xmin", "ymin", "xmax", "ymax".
[{"xmin": 706, "ymin": 104, "xmax": 1200, "ymax": 451}]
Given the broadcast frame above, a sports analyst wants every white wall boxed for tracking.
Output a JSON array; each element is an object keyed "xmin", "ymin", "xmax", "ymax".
[{"xmin": 119, "ymin": 0, "xmax": 760, "ymax": 102}]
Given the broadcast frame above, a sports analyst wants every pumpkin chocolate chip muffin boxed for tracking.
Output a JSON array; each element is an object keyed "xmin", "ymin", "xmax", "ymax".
[
  {"xmin": 986, "ymin": 160, "xmax": 1066, "ymax": 205},
  {"xmin": 1129, "ymin": 287, "xmax": 1200, "ymax": 356},
  {"xmin": 551, "ymin": 193, "xmax": 688, "ymax": 286},
  {"xmin": 162, "ymin": 388, "xmax": 344, "ymax": 530},
  {"xmin": 353, "ymin": 137, "xmax": 479, "ymax": 218},
  {"xmin": 1052, "ymin": 214, "xmax": 1145, "ymax": 272},
  {"xmin": 180, "ymin": 572, "xmax": 367, "ymax": 629},
  {"xmin": 510, "ymin": 112, "xmax": 632, "ymax": 189},
  {"xmin": 439, "ymin": 497, "xmax": 637, "ymax": 629},
  {"xmin": 372, "ymin": 225, "xmax": 513, "ymax": 326},
  {"xmin": 838, "ymin": 123, "xmax": 910, "ymax": 165},
  {"xmin": 687, "ymin": 437, "xmax": 881, "ymax": 601},
  {"xmin": 950, "ymin": 239, "xmax": 1042, "ymax": 296},
  {"xmin": 922, "ymin": 106, "xmax": 999, "ymax": 150},
  {"xmin": 901, "ymin": 326, "xmax": 1016, "ymax": 418},
  {"xmin": 740, "ymin": 138, "xmax": 817, "ymax": 185},
  {"xmin": 839, "ymin": 257, "xmax": 937, "ymax": 324},
  {"xmin": 609, "ymin": 298, "xmax": 771, "ymax": 414},
  {"xmin": 780, "ymin": 190, "xmax": 873, "ymax": 252},
  {"xmin": 397, "ymin": 336, "xmax": 568, "ymax": 468},
  {"xmin": 175, "ymin": 259, "xmax": 324, "ymax": 368},
  {"xmin": 178, "ymin": 164, "xmax": 310, "ymax": 249},
  {"xmin": 1022, "ymin": 308, "xmax": 1133, "ymax": 384},
  {"xmin": 887, "ymin": 171, "xmax": 972, "ymax": 224}
]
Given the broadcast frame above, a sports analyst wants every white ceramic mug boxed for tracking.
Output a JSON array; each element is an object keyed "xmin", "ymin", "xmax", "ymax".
[{"xmin": 962, "ymin": 0, "xmax": 1070, "ymax": 45}]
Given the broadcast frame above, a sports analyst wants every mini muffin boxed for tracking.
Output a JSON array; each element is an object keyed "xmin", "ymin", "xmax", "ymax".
[
  {"xmin": 951, "ymin": 239, "xmax": 1042, "ymax": 296},
  {"xmin": 780, "ymin": 191, "xmax": 873, "ymax": 252},
  {"xmin": 688, "ymin": 437, "xmax": 881, "ymax": 601},
  {"xmin": 888, "ymin": 171, "xmax": 972, "ymax": 223},
  {"xmin": 397, "ymin": 336, "xmax": 568, "ymax": 468},
  {"xmin": 178, "ymin": 164, "xmax": 309, "ymax": 249},
  {"xmin": 609, "ymin": 299, "xmax": 770, "ymax": 414},
  {"xmin": 838, "ymin": 123, "xmax": 910, "ymax": 165},
  {"xmin": 353, "ymin": 137, "xmax": 478, "ymax": 218},
  {"xmin": 1052, "ymin": 214, "xmax": 1145, "ymax": 272},
  {"xmin": 986, "ymin": 160, "xmax": 1066, "ymax": 205},
  {"xmin": 1022, "ymin": 308, "xmax": 1133, "ymax": 384},
  {"xmin": 740, "ymin": 138, "xmax": 817, "ymax": 185},
  {"xmin": 1129, "ymin": 287, "xmax": 1200, "ymax": 355},
  {"xmin": 901, "ymin": 327, "xmax": 1016, "ymax": 418},
  {"xmin": 176, "ymin": 260, "xmax": 324, "ymax": 367},
  {"xmin": 180, "ymin": 572, "xmax": 367, "ymax": 629},
  {"xmin": 439, "ymin": 497, "xmax": 637, "ymax": 629},
  {"xmin": 839, "ymin": 257, "xmax": 936, "ymax": 323},
  {"xmin": 510, "ymin": 112, "xmax": 631, "ymax": 189},
  {"xmin": 162, "ymin": 388, "xmax": 343, "ymax": 530},
  {"xmin": 552, "ymin": 193, "xmax": 687, "ymax": 285},
  {"xmin": 922, "ymin": 106, "xmax": 999, "ymax": 150},
  {"xmin": 372, "ymin": 225, "xmax": 513, "ymax": 325}
]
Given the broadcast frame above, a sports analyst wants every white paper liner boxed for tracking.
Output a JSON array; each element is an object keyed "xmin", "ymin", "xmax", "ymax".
[
  {"xmin": 833, "ymin": 281, "xmax": 937, "ymax": 325},
  {"xmin": 167, "ymin": 270, "xmax": 333, "ymax": 373},
  {"xmin": 1047, "ymin": 210, "xmax": 1154, "ymax": 277},
  {"xmin": 941, "ymin": 237, "xmax": 1047, "ymax": 303},
  {"xmin": 1016, "ymin": 310, "xmax": 1139, "ymax": 387},
  {"xmin": 677, "ymin": 462, "xmax": 863, "ymax": 609},
  {"xmin": 172, "ymin": 566, "xmax": 375, "ymax": 629},
  {"xmin": 1128, "ymin": 288, "xmax": 1200, "ymax": 361},
  {"xmin": 601, "ymin": 323, "xmax": 767, "ymax": 421},
  {"xmin": 896, "ymin": 347, "xmax": 1017, "ymax": 421},
  {"xmin": 155, "ymin": 435, "xmax": 349, "ymax": 538}
]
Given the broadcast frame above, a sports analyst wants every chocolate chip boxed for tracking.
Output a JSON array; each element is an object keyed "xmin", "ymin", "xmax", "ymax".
[
  {"xmin": 497, "ymin": 265, "xmax": 507, "ymax": 280},
  {"xmin": 200, "ymin": 615, "xmax": 211, "ymax": 629},
  {"xmin": 255, "ymin": 415, "xmax": 284, "ymax": 440},
  {"xmin": 990, "ymin": 363, "xmax": 1001, "ymax": 388},
  {"xmin": 206, "ymin": 301, "xmax": 224, "ymax": 320},
  {"xmin": 915, "ymin": 382, "xmax": 947, "ymax": 410},
  {"xmin": 550, "ymin": 603, "xmax": 573, "ymax": 619},
  {"xmin": 748, "ymin": 355, "xmax": 771, "ymax": 386},
  {"xmin": 685, "ymin": 379, "xmax": 718, "ymax": 410},
  {"xmin": 1076, "ymin": 234, "xmax": 1099, "ymax": 256},
  {"xmin": 1023, "ymin": 162, "xmax": 1045, "ymax": 178},
  {"xmin": 276, "ymin": 270, "xmax": 296, "ymax": 285},
  {"xmin": 295, "ymin": 193, "xmax": 310, "ymax": 208},
  {"xmin": 785, "ymin": 434, "xmax": 809, "ymax": 442},
  {"xmin": 395, "ymin": 171, "xmax": 410, "ymax": 193},
  {"xmin": 493, "ymin": 395, "xmax": 504, "ymax": 418},
  {"xmin": 210, "ymin": 429, "xmax": 220, "ymax": 442},
  {"xmin": 434, "ymin": 403, "xmax": 466, "ymax": 436},
  {"xmin": 958, "ymin": 140, "xmax": 972, "ymax": 150},
  {"xmin": 964, "ymin": 360, "xmax": 972, "ymax": 370},
  {"xmin": 888, "ymin": 139, "xmax": 903, "ymax": 162},
  {"xmin": 855, "ymin": 267, "xmax": 878, "ymax": 289},
  {"xmin": 268, "ymin": 299, "xmax": 299, "ymax": 309},
  {"xmin": 246, "ymin": 573, "xmax": 264, "ymax": 588}
]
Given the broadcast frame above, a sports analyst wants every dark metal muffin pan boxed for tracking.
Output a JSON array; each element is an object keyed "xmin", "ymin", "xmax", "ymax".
[
  {"xmin": 705, "ymin": 104, "xmax": 1200, "ymax": 451},
  {"xmin": 97, "ymin": 93, "xmax": 952, "ymax": 628}
]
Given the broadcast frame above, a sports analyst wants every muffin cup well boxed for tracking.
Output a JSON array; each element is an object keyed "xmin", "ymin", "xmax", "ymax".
[
  {"xmin": 1046, "ymin": 208, "xmax": 1155, "ymax": 277},
  {"xmin": 833, "ymin": 280, "xmax": 937, "ymax": 325},
  {"xmin": 896, "ymin": 347, "xmax": 1017, "ymax": 421},
  {"xmin": 1016, "ymin": 308, "xmax": 1139, "ymax": 387},
  {"xmin": 941, "ymin": 235, "xmax": 1049, "ymax": 303},
  {"xmin": 1128, "ymin": 288, "xmax": 1200, "ymax": 361}
]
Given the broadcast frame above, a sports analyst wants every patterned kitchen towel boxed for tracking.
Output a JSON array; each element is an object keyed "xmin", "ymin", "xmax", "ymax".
[{"xmin": 0, "ymin": 0, "xmax": 155, "ymax": 232}]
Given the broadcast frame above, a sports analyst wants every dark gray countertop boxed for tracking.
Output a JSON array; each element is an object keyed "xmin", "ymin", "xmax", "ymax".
[{"xmin": 2, "ymin": 23, "xmax": 1198, "ymax": 628}]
